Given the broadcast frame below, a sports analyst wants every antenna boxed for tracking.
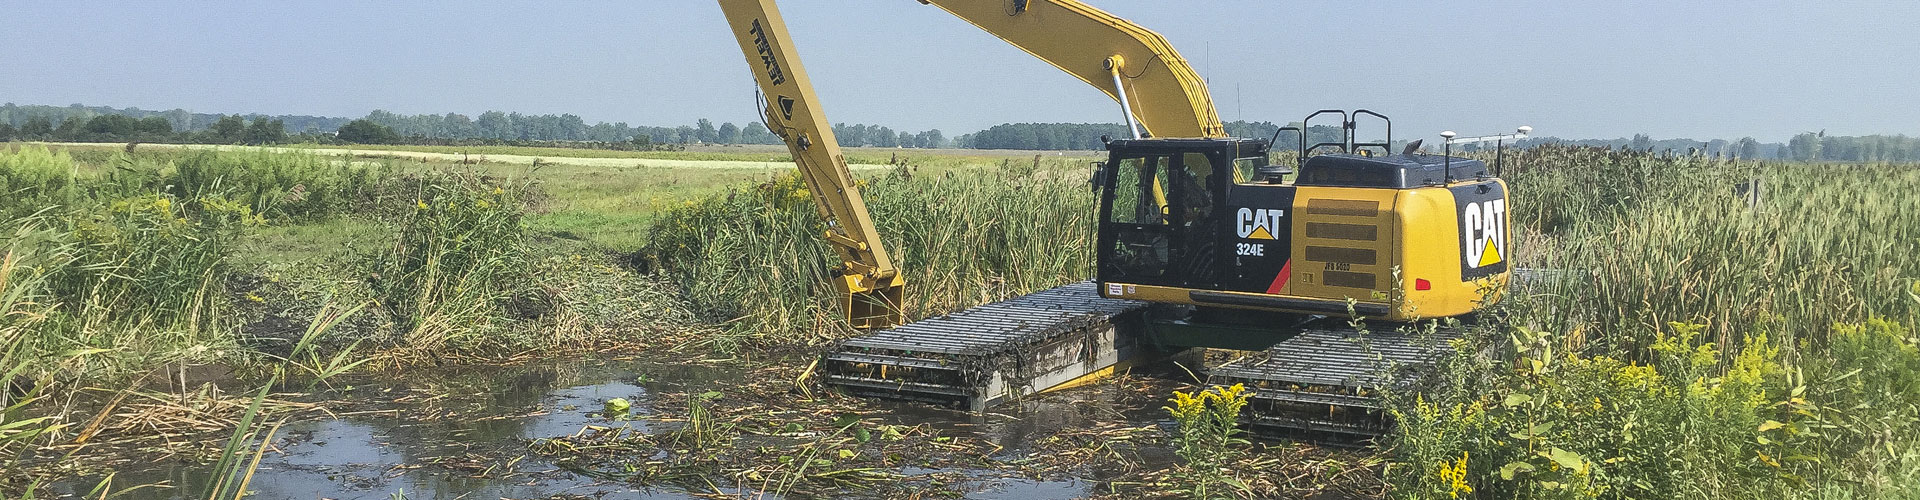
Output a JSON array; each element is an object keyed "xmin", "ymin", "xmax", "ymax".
[{"xmin": 1440, "ymin": 130, "xmax": 1457, "ymax": 182}]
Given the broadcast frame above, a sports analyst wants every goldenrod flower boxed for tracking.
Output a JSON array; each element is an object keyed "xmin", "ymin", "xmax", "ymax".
[{"xmin": 1437, "ymin": 451, "xmax": 1473, "ymax": 498}]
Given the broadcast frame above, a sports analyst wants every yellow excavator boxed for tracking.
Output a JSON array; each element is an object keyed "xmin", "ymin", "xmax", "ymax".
[{"xmin": 718, "ymin": 0, "xmax": 1516, "ymax": 439}]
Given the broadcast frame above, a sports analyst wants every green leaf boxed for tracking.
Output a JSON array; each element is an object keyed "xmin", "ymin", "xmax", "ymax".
[
  {"xmin": 1504, "ymin": 393, "xmax": 1533, "ymax": 407},
  {"xmin": 1222, "ymin": 476, "xmax": 1253, "ymax": 493},
  {"xmin": 837, "ymin": 449, "xmax": 856, "ymax": 459},
  {"xmin": 1499, "ymin": 461, "xmax": 1535, "ymax": 480},
  {"xmin": 853, "ymin": 426, "xmax": 872, "ymax": 443},
  {"xmin": 1546, "ymin": 447, "xmax": 1585, "ymax": 470},
  {"xmin": 1757, "ymin": 420, "xmax": 1785, "ymax": 432}
]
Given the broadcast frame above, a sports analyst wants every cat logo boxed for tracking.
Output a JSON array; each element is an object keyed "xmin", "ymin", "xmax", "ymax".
[
  {"xmin": 776, "ymin": 95, "xmax": 796, "ymax": 121},
  {"xmin": 1462, "ymin": 199, "xmax": 1507, "ymax": 269},
  {"xmin": 1235, "ymin": 208, "xmax": 1285, "ymax": 240}
]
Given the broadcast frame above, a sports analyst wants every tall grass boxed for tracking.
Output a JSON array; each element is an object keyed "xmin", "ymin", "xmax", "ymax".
[
  {"xmin": 369, "ymin": 169, "xmax": 535, "ymax": 354},
  {"xmin": 162, "ymin": 150, "xmax": 393, "ymax": 221},
  {"xmin": 1497, "ymin": 148, "xmax": 1920, "ymax": 354},
  {"xmin": 0, "ymin": 216, "xmax": 80, "ymax": 480},
  {"xmin": 1386, "ymin": 146, "xmax": 1920, "ymax": 499},
  {"xmin": 641, "ymin": 163, "xmax": 1096, "ymax": 347}
]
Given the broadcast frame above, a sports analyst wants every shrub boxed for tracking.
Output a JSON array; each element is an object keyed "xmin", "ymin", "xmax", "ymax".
[
  {"xmin": 53, "ymin": 194, "xmax": 259, "ymax": 329},
  {"xmin": 0, "ymin": 145, "xmax": 79, "ymax": 216}
]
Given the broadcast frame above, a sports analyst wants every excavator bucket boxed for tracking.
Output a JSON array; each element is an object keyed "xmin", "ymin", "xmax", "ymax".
[{"xmin": 841, "ymin": 274, "xmax": 904, "ymax": 330}]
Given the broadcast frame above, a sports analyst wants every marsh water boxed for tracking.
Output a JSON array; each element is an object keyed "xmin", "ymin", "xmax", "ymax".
[{"xmin": 48, "ymin": 353, "xmax": 1184, "ymax": 499}]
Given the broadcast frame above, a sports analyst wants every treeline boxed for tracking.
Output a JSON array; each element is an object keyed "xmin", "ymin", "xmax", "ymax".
[
  {"xmin": 361, "ymin": 110, "xmax": 774, "ymax": 145},
  {"xmin": 0, "ymin": 113, "xmax": 291, "ymax": 145},
  {"xmin": 1515, "ymin": 135, "xmax": 1784, "ymax": 159},
  {"xmin": 1784, "ymin": 131, "xmax": 1920, "ymax": 162},
  {"xmin": 358, "ymin": 110, "xmax": 957, "ymax": 148},
  {"xmin": 830, "ymin": 123, "xmax": 946, "ymax": 148},
  {"xmin": 1513, "ymin": 133, "xmax": 1920, "ymax": 162},
  {"xmin": 953, "ymin": 120, "xmax": 1345, "ymax": 151},
  {"xmin": 0, "ymin": 103, "xmax": 345, "ymax": 135},
  {"xmin": 9, "ymin": 102, "xmax": 1919, "ymax": 160},
  {"xmin": 0, "ymin": 102, "xmax": 958, "ymax": 149}
]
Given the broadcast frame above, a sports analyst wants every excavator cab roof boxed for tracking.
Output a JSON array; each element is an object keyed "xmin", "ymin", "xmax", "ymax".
[
  {"xmin": 1103, "ymin": 137, "xmax": 1269, "ymax": 158},
  {"xmin": 1297, "ymin": 153, "xmax": 1488, "ymax": 189}
]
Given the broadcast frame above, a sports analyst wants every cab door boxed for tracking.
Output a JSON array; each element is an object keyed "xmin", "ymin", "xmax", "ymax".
[{"xmin": 1097, "ymin": 151, "xmax": 1222, "ymax": 289}]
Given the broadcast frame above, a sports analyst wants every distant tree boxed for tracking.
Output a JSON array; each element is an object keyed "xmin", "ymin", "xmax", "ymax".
[
  {"xmin": 138, "ymin": 116, "xmax": 173, "ymax": 135},
  {"xmin": 52, "ymin": 117, "xmax": 84, "ymax": 140},
  {"xmin": 476, "ymin": 111, "xmax": 512, "ymax": 139},
  {"xmin": 209, "ymin": 115, "xmax": 247, "ymax": 143},
  {"xmin": 897, "ymin": 131, "xmax": 913, "ymax": 148},
  {"xmin": 1735, "ymin": 137, "xmax": 1761, "ymax": 159},
  {"xmin": 924, "ymin": 129, "xmax": 944, "ymax": 148},
  {"xmin": 718, "ymin": 122, "xmax": 741, "ymax": 144},
  {"xmin": 336, "ymin": 119, "xmax": 399, "ymax": 144},
  {"xmin": 695, "ymin": 119, "xmax": 718, "ymax": 144},
  {"xmin": 558, "ymin": 113, "xmax": 588, "ymax": 140},
  {"xmin": 1629, "ymin": 133, "xmax": 1652, "ymax": 151},
  {"xmin": 244, "ymin": 119, "xmax": 286, "ymax": 145},
  {"xmin": 676, "ymin": 125, "xmax": 695, "ymax": 144},
  {"xmin": 164, "ymin": 108, "xmax": 193, "ymax": 131},
  {"xmin": 742, "ymin": 122, "xmax": 777, "ymax": 144},
  {"xmin": 443, "ymin": 113, "xmax": 475, "ymax": 138},
  {"xmin": 20, "ymin": 117, "xmax": 54, "ymax": 138},
  {"xmin": 1787, "ymin": 132, "xmax": 1821, "ymax": 161},
  {"xmin": 0, "ymin": 123, "xmax": 15, "ymax": 141},
  {"xmin": 83, "ymin": 114, "xmax": 143, "ymax": 137}
]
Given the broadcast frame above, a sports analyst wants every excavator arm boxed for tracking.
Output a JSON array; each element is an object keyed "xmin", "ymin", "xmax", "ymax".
[
  {"xmin": 718, "ymin": 0, "xmax": 904, "ymax": 329},
  {"xmin": 916, "ymin": 0, "xmax": 1225, "ymax": 139}
]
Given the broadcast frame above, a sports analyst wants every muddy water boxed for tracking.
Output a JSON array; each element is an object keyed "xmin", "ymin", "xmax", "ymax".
[{"xmin": 49, "ymin": 354, "xmax": 1170, "ymax": 499}]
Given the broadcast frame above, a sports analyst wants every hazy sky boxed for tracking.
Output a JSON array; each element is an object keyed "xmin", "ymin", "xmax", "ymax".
[{"xmin": 5, "ymin": 1, "xmax": 1916, "ymax": 142}]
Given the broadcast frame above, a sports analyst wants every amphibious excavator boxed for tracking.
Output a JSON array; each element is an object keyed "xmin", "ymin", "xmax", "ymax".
[{"xmin": 718, "ymin": 0, "xmax": 1515, "ymax": 439}]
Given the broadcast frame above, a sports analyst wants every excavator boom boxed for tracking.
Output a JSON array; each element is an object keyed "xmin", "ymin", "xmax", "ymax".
[
  {"xmin": 917, "ymin": 0, "xmax": 1224, "ymax": 139},
  {"xmin": 718, "ymin": 0, "xmax": 904, "ymax": 328}
]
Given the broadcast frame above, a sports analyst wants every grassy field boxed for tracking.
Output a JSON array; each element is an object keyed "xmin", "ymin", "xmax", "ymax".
[{"xmin": 3, "ymin": 141, "xmax": 1916, "ymax": 499}]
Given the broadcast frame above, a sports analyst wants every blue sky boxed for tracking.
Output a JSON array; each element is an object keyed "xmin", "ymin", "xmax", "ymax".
[{"xmin": 4, "ymin": 1, "xmax": 1916, "ymax": 142}]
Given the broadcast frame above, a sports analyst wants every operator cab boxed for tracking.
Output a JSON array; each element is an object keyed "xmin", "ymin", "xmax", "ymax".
[{"xmin": 1093, "ymin": 110, "xmax": 1511, "ymax": 344}]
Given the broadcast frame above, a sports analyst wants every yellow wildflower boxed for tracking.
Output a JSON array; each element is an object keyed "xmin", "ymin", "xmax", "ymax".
[{"xmin": 1437, "ymin": 451, "xmax": 1473, "ymax": 498}]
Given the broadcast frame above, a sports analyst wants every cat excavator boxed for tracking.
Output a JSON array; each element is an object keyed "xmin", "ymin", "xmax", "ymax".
[{"xmin": 718, "ymin": 0, "xmax": 1516, "ymax": 439}]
